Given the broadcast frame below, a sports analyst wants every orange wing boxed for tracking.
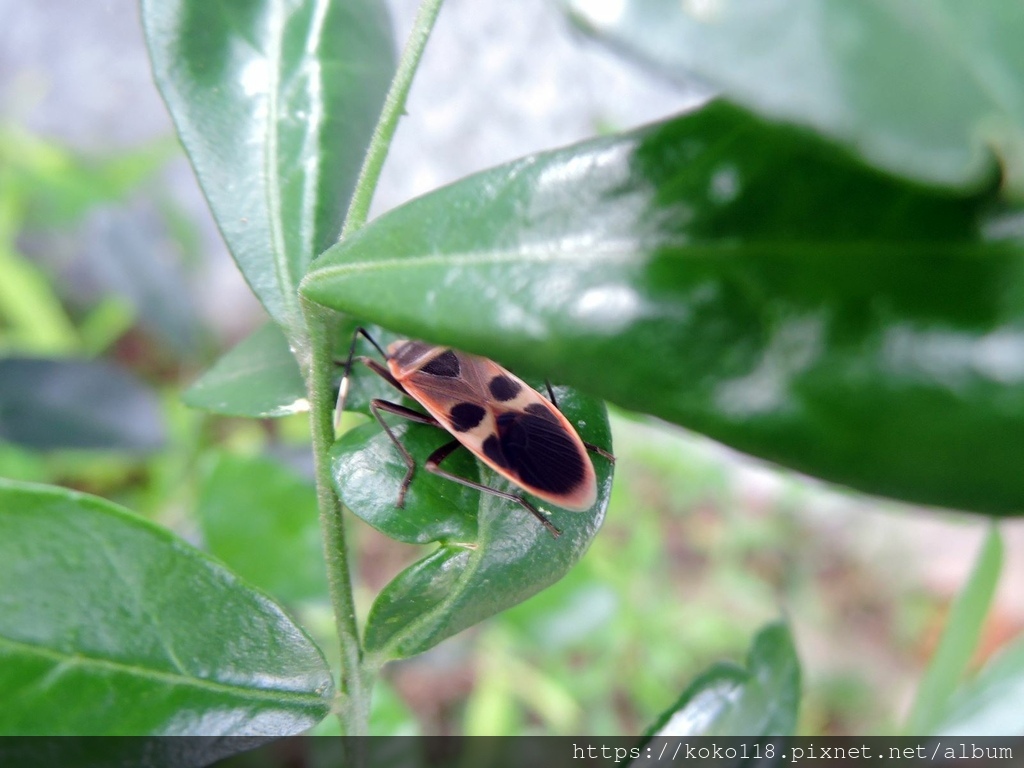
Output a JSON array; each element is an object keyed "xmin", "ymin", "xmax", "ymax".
[{"xmin": 387, "ymin": 343, "xmax": 597, "ymax": 511}]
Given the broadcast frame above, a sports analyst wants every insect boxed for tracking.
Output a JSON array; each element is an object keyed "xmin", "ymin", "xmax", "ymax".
[{"xmin": 335, "ymin": 328, "xmax": 613, "ymax": 537}]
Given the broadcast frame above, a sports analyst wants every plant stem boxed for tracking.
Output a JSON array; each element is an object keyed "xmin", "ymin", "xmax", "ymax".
[
  {"xmin": 302, "ymin": 300, "xmax": 375, "ymax": 735},
  {"xmin": 341, "ymin": 0, "xmax": 445, "ymax": 238},
  {"xmin": 304, "ymin": 0, "xmax": 445, "ymax": 736}
]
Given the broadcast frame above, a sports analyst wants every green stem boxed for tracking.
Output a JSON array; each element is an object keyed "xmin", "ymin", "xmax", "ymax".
[
  {"xmin": 341, "ymin": 0, "xmax": 445, "ymax": 238},
  {"xmin": 302, "ymin": 301, "xmax": 376, "ymax": 735},
  {"xmin": 303, "ymin": 0, "xmax": 445, "ymax": 736}
]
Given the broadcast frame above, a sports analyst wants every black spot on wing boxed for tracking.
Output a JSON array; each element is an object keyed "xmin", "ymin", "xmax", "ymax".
[
  {"xmin": 449, "ymin": 402, "xmax": 485, "ymax": 432},
  {"xmin": 488, "ymin": 374, "xmax": 521, "ymax": 401},
  {"xmin": 524, "ymin": 402, "xmax": 558, "ymax": 423},
  {"xmin": 497, "ymin": 412, "xmax": 585, "ymax": 495},
  {"xmin": 482, "ymin": 434, "xmax": 509, "ymax": 468},
  {"xmin": 421, "ymin": 349, "xmax": 460, "ymax": 378}
]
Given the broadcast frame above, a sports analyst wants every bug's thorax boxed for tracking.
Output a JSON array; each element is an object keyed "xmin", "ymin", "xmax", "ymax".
[{"xmin": 386, "ymin": 339, "xmax": 440, "ymax": 377}]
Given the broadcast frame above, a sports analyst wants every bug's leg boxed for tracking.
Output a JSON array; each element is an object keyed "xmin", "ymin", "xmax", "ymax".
[
  {"xmin": 424, "ymin": 442, "xmax": 562, "ymax": 538},
  {"xmin": 369, "ymin": 398, "xmax": 443, "ymax": 508},
  {"xmin": 544, "ymin": 380, "xmax": 616, "ymax": 463},
  {"xmin": 584, "ymin": 441, "xmax": 616, "ymax": 463},
  {"xmin": 544, "ymin": 379, "xmax": 559, "ymax": 409},
  {"xmin": 335, "ymin": 326, "xmax": 406, "ymax": 431}
]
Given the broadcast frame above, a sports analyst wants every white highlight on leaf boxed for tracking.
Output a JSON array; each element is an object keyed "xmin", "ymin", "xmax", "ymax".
[
  {"xmin": 571, "ymin": 285, "xmax": 641, "ymax": 334},
  {"xmin": 572, "ymin": 0, "xmax": 626, "ymax": 29},
  {"xmin": 654, "ymin": 679, "xmax": 744, "ymax": 736},
  {"xmin": 883, "ymin": 326, "xmax": 1024, "ymax": 386},
  {"xmin": 682, "ymin": 0, "xmax": 724, "ymax": 23},
  {"xmin": 709, "ymin": 164, "xmax": 740, "ymax": 203},
  {"xmin": 716, "ymin": 315, "xmax": 824, "ymax": 416},
  {"xmin": 241, "ymin": 59, "xmax": 270, "ymax": 97}
]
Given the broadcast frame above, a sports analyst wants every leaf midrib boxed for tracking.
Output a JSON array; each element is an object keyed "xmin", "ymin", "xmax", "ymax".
[
  {"xmin": 0, "ymin": 635, "xmax": 327, "ymax": 706},
  {"xmin": 307, "ymin": 239, "xmax": 1005, "ymax": 283}
]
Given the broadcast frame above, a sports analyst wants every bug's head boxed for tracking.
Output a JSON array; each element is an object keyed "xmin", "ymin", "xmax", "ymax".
[{"xmin": 388, "ymin": 339, "xmax": 442, "ymax": 368}]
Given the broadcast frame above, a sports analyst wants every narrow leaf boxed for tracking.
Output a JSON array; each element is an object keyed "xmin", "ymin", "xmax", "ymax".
[
  {"xmin": 906, "ymin": 525, "xmax": 1004, "ymax": 734},
  {"xmin": 142, "ymin": 0, "xmax": 395, "ymax": 339},
  {"xmin": 0, "ymin": 479, "xmax": 333, "ymax": 735}
]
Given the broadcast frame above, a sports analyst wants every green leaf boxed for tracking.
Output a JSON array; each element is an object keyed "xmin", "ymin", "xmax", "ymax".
[
  {"xmin": 184, "ymin": 323, "xmax": 308, "ymax": 418},
  {"xmin": 0, "ymin": 479, "xmax": 333, "ymax": 735},
  {"xmin": 198, "ymin": 451, "xmax": 327, "ymax": 603},
  {"xmin": 906, "ymin": 526, "xmax": 1004, "ymax": 734},
  {"xmin": 302, "ymin": 101, "xmax": 1024, "ymax": 517},
  {"xmin": 331, "ymin": 383, "xmax": 614, "ymax": 660},
  {"xmin": 645, "ymin": 622, "xmax": 800, "ymax": 737},
  {"xmin": 142, "ymin": 0, "xmax": 395, "ymax": 340},
  {"xmin": 0, "ymin": 357, "xmax": 164, "ymax": 453},
  {"xmin": 566, "ymin": 0, "xmax": 1024, "ymax": 199},
  {"xmin": 182, "ymin": 319, "xmax": 394, "ymax": 418},
  {"xmin": 935, "ymin": 633, "xmax": 1024, "ymax": 735}
]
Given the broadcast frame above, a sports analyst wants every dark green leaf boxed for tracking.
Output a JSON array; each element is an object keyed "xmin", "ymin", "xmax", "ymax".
[
  {"xmin": 0, "ymin": 357, "xmax": 164, "ymax": 452},
  {"xmin": 0, "ymin": 479, "xmax": 332, "ymax": 735},
  {"xmin": 331, "ymin": 384, "xmax": 614, "ymax": 659},
  {"xmin": 567, "ymin": 0, "xmax": 1024, "ymax": 199},
  {"xmin": 142, "ymin": 0, "xmax": 395, "ymax": 339},
  {"xmin": 935, "ymin": 634, "xmax": 1024, "ymax": 735},
  {"xmin": 303, "ymin": 101, "xmax": 1024, "ymax": 517},
  {"xmin": 645, "ymin": 622, "xmax": 800, "ymax": 737},
  {"xmin": 184, "ymin": 323, "xmax": 307, "ymax": 418},
  {"xmin": 198, "ymin": 451, "xmax": 327, "ymax": 603}
]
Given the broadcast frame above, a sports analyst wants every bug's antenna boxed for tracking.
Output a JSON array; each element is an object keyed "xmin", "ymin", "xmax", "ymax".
[
  {"xmin": 335, "ymin": 327, "xmax": 388, "ymax": 433},
  {"xmin": 544, "ymin": 379, "xmax": 559, "ymax": 409}
]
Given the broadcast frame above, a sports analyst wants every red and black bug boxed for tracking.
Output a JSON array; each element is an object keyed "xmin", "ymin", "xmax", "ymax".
[{"xmin": 335, "ymin": 328, "xmax": 613, "ymax": 537}]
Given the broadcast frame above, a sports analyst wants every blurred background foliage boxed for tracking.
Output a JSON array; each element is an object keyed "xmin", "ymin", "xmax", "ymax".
[{"xmin": 1, "ymin": 0, "xmax": 1022, "ymax": 737}]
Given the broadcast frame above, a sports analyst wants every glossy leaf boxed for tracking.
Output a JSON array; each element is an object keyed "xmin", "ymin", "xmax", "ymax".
[
  {"xmin": 303, "ymin": 100, "xmax": 1024, "ymax": 517},
  {"xmin": 935, "ymin": 634, "xmax": 1024, "ymax": 736},
  {"xmin": 0, "ymin": 357, "xmax": 164, "ymax": 452},
  {"xmin": 646, "ymin": 622, "xmax": 800, "ymax": 737},
  {"xmin": 184, "ymin": 323, "xmax": 308, "ymax": 418},
  {"xmin": 567, "ymin": 0, "xmax": 1024, "ymax": 199},
  {"xmin": 142, "ymin": 0, "xmax": 395, "ymax": 339},
  {"xmin": 198, "ymin": 452, "xmax": 327, "ymax": 603},
  {"xmin": 331, "ymin": 383, "xmax": 614, "ymax": 660},
  {"xmin": 906, "ymin": 526, "xmax": 1003, "ymax": 734},
  {"xmin": 0, "ymin": 479, "xmax": 332, "ymax": 735}
]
